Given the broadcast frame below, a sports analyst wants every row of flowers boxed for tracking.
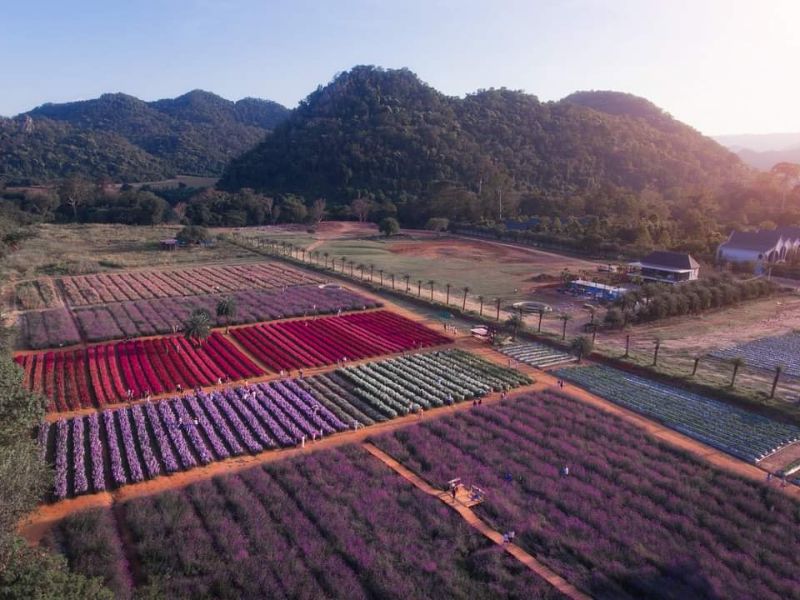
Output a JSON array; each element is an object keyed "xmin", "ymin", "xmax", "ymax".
[{"xmin": 15, "ymin": 333, "xmax": 263, "ymax": 412}]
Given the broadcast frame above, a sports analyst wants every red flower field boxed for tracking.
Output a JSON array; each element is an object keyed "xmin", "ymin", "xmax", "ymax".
[
  {"xmin": 14, "ymin": 333, "xmax": 262, "ymax": 412},
  {"xmin": 230, "ymin": 310, "xmax": 450, "ymax": 371}
]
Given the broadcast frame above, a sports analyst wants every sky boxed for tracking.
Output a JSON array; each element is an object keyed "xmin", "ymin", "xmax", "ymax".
[{"xmin": 2, "ymin": 0, "xmax": 799, "ymax": 135}]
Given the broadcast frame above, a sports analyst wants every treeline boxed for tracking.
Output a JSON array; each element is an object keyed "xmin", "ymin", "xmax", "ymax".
[{"xmin": 604, "ymin": 276, "xmax": 776, "ymax": 327}]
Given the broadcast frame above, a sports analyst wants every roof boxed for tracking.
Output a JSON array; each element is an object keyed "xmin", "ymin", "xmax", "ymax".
[
  {"xmin": 720, "ymin": 230, "xmax": 783, "ymax": 252},
  {"xmin": 638, "ymin": 251, "xmax": 700, "ymax": 270},
  {"xmin": 776, "ymin": 226, "xmax": 800, "ymax": 240}
]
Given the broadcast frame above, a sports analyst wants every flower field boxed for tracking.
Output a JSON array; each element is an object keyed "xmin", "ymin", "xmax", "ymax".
[
  {"xmin": 70, "ymin": 285, "xmax": 379, "ymax": 344},
  {"xmin": 40, "ymin": 350, "xmax": 529, "ymax": 498},
  {"xmin": 230, "ymin": 310, "xmax": 451, "ymax": 370},
  {"xmin": 18, "ymin": 308, "xmax": 81, "ymax": 349},
  {"xmin": 60, "ymin": 262, "xmax": 322, "ymax": 306},
  {"xmin": 499, "ymin": 341, "xmax": 576, "ymax": 368},
  {"xmin": 711, "ymin": 332, "xmax": 800, "ymax": 378},
  {"xmin": 14, "ymin": 333, "xmax": 263, "ymax": 411},
  {"xmin": 373, "ymin": 393, "xmax": 800, "ymax": 600},
  {"xmin": 553, "ymin": 364, "xmax": 800, "ymax": 462},
  {"xmin": 43, "ymin": 447, "xmax": 565, "ymax": 600}
]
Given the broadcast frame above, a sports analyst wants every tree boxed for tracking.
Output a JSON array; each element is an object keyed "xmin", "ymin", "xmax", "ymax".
[
  {"xmin": 425, "ymin": 218, "xmax": 449, "ymax": 235},
  {"xmin": 403, "ymin": 274, "xmax": 411, "ymax": 292},
  {"xmin": 309, "ymin": 198, "xmax": 326, "ymax": 226},
  {"xmin": 536, "ymin": 308, "xmax": 545, "ymax": 333},
  {"xmin": 559, "ymin": 314, "xmax": 571, "ymax": 340},
  {"xmin": 652, "ymin": 337, "xmax": 661, "ymax": 366},
  {"xmin": 57, "ymin": 176, "xmax": 91, "ymax": 219},
  {"xmin": 183, "ymin": 309, "xmax": 212, "ymax": 346},
  {"xmin": 771, "ymin": 162, "xmax": 800, "ymax": 210},
  {"xmin": 279, "ymin": 195, "xmax": 308, "ymax": 223},
  {"xmin": 445, "ymin": 283, "xmax": 451, "ymax": 306},
  {"xmin": 505, "ymin": 314, "xmax": 523, "ymax": 340},
  {"xmin": 379, "ymin": 217, "xmax": 400, "ymax": 237},
  {"xmin": 770, "ymin": 365, "xmax": 783, "ymax": 398},
  {"xmin": 176, "ymin": 225, "xmax": 210, "ymax": 244},
  {"xmin": 351, "ymin": 197, "xmax": 371, "ymax": 222},
  {"xmin": 478, "ymin": 295, "xmax": 484, "ymax": 316},
  {"xmin": 215, "ymin": 297, "xmax": 237, "ymax": 332},
  {"xmin": 23, "ymin": 189, "xmax": 59, "ymax": 219},
  {"xmin": 462, "ymin": 287, "xmax": 470, "ymax": 311},
  {"xmin": 729, "ymin": 357, "xmax": 745, "ymax": 388},
  {"xmin": 570, "ymin": 336, "xmax": 594, "ymax": 363},
  {"xmin": 691, "ymin": 355, "xmax": 701, "ymax": 376},
  {"xmin": 428, "ymin": 280, "xmax": 435, "ymax": 301},
  {"xmin": 417, "ymin": 279, "xmax": 423, "ymax": 297},
  {"xmin": 495, "ymin": 298, "xmax": 502, "ymax": 321}
]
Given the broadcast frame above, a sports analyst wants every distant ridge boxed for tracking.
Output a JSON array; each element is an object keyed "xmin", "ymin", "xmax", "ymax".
[{"xmin": 0, "ymin": 90, "xmax": 290, "ymax": 184}]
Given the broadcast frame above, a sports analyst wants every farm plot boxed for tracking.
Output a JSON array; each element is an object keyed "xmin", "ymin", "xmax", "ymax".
[
  {"xmin": 17, "ymin": 308, "xmax": 81, "ymax": 349},
  {"xmin": 14, "ymin": 333, "xmax": 262, "ymax": 412},
  {"xmin": 43, "ymin": 447, "xmax": 564, "ymax": 600},
  {"xmin": 14, "ymin": 279, "xmax": 59, "ymax": 310},
  {"xmin": 231, "ymin": 310, "xmax": 451, "ymax": 370},
  {"xmin": 711, "ymin": 332, "xmax": 800, "ymax": 378},
  {"xmin": 41, "ymin": 350, "xmax": 530, "ymax": 498},
  {"xmin": 499, "ymin": 341, "xmax": 576, "ymax": 368},
  {"xmin": 373, "ymin": 393, "xmax": 800, "ymax": 600},
  {"xmin": 553, "ymin": 364, "xmax": 800, "ymax": 462},
  {"xmin": 72, "ymin": 285, "xmax": 379, "ymax": 344},
  {"xmin": 60, "ymin": 262, "xmax": 322, "ymax": 306}
]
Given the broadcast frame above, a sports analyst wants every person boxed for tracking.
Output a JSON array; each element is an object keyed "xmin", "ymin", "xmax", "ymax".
[
  {"xmin": 177, "ymin": 383, "xmax": 183, "ymax": 393},
  {"xmin": 451, "ymin": 486, "xmax": 457, "ymax": 500},
  {"xmin": 501, "ymin": 533, "xmax": 509, "ymax": 544},
  {"xmin": 781, "ymin": 475, "xmax": 787, "ymax": 488},
  {"xmin": 301, "ymin": 435, "xmax": 306, "ymax": 448},
  {"xmin": 478, "ymin": 397, "xmax": 482, "ymax": 405},
  {"xmin": 299, "ymin": 369, "xmax": 304, "ymax": 379},
  {"xmin": 193, "ymin": 418, "xmax": 199, "ymax": 427},
  {"xmin": 767, "ymin": 472, "xmax": 773, "ymax": 483},
  {"xmin": 508, "ymin": 531, "xmax": 515, "ymax": 543},
  {"xmin": 561, "ymin": 465, "xmax": 570, "ymax": 477},
  {"xmin": 472, "ymin": 399, "xmax": 477, "ymax": 408},
  {"xmin": 217, "ymin": 377, "xmax": 223, "ymax": 385}
]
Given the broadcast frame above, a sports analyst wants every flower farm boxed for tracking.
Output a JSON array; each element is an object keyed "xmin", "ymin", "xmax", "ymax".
[
  {"xmin": 372, "ymin": 393, "xmax": 800, "ymax": 600},
  {"xmin": 498, "ymin": 341, "xmax": 576, "ymax": 368},
  {"xmin": 230, "ymin": 310, "xmax": 451, "ymax": 369},
  {"xmin": 39, "ymin": 350, "xmax": 528, "ymax": 498},
  {"xmin": 60, "ymin": 262, "xmax": 322, "ymax": 306},
  {"xmin": 711, "ymin": 332, "xmax": 800, "ymax": 378},
  {"xmin": 553, "ymin": 364, "xmax": 800, "ymax": 462},
  {"xmin": 42, "ymin": 446, "xmax": 564, "ymax": 599},
  {"xmin": 14, "ymin": 333, "xmax": 263, "ymax": 411}
]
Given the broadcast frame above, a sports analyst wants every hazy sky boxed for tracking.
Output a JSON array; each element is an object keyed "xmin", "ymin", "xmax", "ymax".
[{"xmin": 2, "ymin": 0, "xmax": 799, "ymax": 135}]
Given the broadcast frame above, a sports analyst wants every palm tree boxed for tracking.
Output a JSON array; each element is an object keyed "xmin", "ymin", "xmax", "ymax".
[
  {"xmin": 624, "ymin": 334, "xmax": 631, "ymax": 358},
  {"xmin": 323, "ymin": 252, "xmax": 329, "ymax": 269},
  {"xmin": 357, "ymin": 264, "xmax": 365, "ymax": 280},
  {"xmin": 559, "ymin": 314, "xmax": 571, "ymax": 340},
  {"xmin": 428, "ymin": 280, "xmax": 435, "ymax": 301},
  {"xmin": 390, "ymin": 273, "xmax": 395, "ymax": 289},
  {"xmin": 495, "ymin": 298, "xmax": 502, "ymax": 321},
  {"xmin": 771, "ymin": 365, "xmax": 784, "ymax": 398},
  {"xmin": 536, "ymin": 308, "xmax": 545, "ymax": 333},
  {"xmin": 505, "ymin": 314, "xmax": 523, "ymax": 341},
  {"xmin": 729, "ymin": 357, "xmax": 745, "ymax": 388},
  {"xmin": 652, "ymin": 337, "xmax": 661, "ymax": 366},
  {"xmin": 215, "ymin": 297, "xmax": 237, "ymax": 332},
  {"xmin": 478, "ymin": 295, "xmax": 484, "ymax": 316},
  {"xmin": 183, "ymin": 309, "xmax": 212, "ymax": 346},
  {"xmin": 445, "ymin": 283, "xmax": 452, "ymax": 305},
  {"xmin": 691, "ymin": 355, "xmax": 701, "ymax": 376},
  {"xmin": 571, "ymin": 336, "xmax": 593, "ymax": 363},
  {"xmin": 591, "ymin": 323, "xmax": 598, "ymax": 345},
  {"xmin": 403, "ymin": 274, "xmax": 411, "ymax": 293},
  {"xmin": 348, "ymin": 260, "xmax": 355, "ymax": 277},
  {"xmin": 379, "ymin": 269, "xmax": 385, "ymax": 286},
  {"xmin": 369, "ymin": 264, "xmax": 375, "ymax": 282},
  {"xmin": 300, "ymin": 248, "xmax": 306, "ymax": 262},
  {"xmin": 340, "ymin": 256, "xmax": 347, "ymax": 273},
  {"xmin": 417, "ymin": 279, "xmax": 423, "ymax": 297},
  {"xmin": 462, "ymin": 287, "xmax": 470, "ymax": 311}
]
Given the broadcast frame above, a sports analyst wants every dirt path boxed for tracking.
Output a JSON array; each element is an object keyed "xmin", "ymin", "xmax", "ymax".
[{"xmin": 362, "ymin": 443, "xmax": 591, "ymax": 600}]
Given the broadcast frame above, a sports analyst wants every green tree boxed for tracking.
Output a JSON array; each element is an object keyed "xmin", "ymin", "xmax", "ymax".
[
  {"xmin": 183, "ymin": 309, "xmax": 212, "ymax": 346},
  {"xmin": 379, "ymin": 217, "xmax": 400, "ymax": 237},
  {"xmin": 559, "ymin": 314, "xmax": 571, "ymax": 340},
  {"xmin": 729, "ymin": 357, "xmax": 745, "ymax": 388},
  {"xmin": 215, "ymin": 297, "xmax": 237, "ymax": 332},
  {"xmin": 176, "ymin": 225, "xmax": 209, "ymax": 244},
  {"xmin": 505, "ymin": 314, "xmax": 523, "ymax": 341},
  {"xmin": 570, "ymin": 336, "xmax": 594, "ymax": 363}
]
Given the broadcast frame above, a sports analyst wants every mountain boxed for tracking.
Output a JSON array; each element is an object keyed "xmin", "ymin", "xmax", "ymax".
[
  {"xmin": 713, "ymin": 133, "xmax": 800, "ymax": 171},
  {"xmin": 219, "ymin": 67, "xmax": 749, "ymax": 204},
  {"xmin": 1, "ymin": 90, "xmax": 290, "ymax": 184}
]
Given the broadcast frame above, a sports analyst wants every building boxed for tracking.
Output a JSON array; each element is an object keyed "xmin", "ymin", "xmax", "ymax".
[
  {"xmin": 717, "ymin": 229, "xmax": 800, "ymax": 267},
  {"xmin": 630, "ymin": 251, "xmax": 700, "ymax": 284},
  {"xmin": 566, "ymin": 279, "xmax": 629, "ymax": 301}
]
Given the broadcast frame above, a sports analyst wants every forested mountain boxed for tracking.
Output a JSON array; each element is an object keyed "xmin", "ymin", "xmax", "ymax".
[
  {"xmin": 220, "ymin": 67, "xmax": 749, "ymax": 207},
  {"xmin": 0, "ymin": 91, "xmax": 289, "ymax": 183}
]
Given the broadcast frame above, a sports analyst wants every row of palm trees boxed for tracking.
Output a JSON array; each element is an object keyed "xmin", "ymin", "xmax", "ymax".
[{"xmin": 182, "ymin": 297, "xmax": 238, "ymax": 345}]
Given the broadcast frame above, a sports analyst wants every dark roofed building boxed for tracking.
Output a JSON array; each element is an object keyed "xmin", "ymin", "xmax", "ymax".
[
  {"xmin": 630, "ymin": 251, "xmax": 700, "ymax": 284},
  {"xmin": 717, "ymin": 228, "xmax": 800, "ymax": 268}
]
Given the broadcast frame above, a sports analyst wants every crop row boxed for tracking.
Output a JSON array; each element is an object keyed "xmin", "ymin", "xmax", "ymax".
[
  {"xmin": 14, "ymin": 333, "xmax": 263, "ymax": 412},
  {"xmin": 711, "ymin": 332, "xmax": 800, "ymax": 378},
  {"xmin": 71, "ymin": 285, "xmax": 379, "ymax": 344},
  {"xmin": 231, "ymin": 310, "xmax": 451, "ymax": 370},
  {"xmin": 553, "ymin": 364, "xmax": 800, "ymax": 462},
  {"xmin": 42, "ymin": 349, "xmax": 530, "ymax": 498},
  {"xmin": 18, "ymin": 308, "xmax": 81, "ymax": 350},
  {"xmin": 60, "ymin": 262, "xmax": 322, "ymax": 306},
  {"xmin": 372, "ymin": 392, "xmax": 800, "ymax": 600}
]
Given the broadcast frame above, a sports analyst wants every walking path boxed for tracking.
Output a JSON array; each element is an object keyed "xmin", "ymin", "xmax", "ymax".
[{"xmin": 362, "ymin": 443, "xmax": 591, "ymax": 600}]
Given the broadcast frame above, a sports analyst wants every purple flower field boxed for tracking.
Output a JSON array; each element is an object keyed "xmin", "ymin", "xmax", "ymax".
[
  {"xmin": 18, "ymin": 307, "xmax": 81, "ymax": 350},
  {"xmin": 372, "ymin": 392, "xmax": 800, "ymax": 600},
  {"xmin": 43, "ymin": 446, "xmax": 566, "ymax": 599}
]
